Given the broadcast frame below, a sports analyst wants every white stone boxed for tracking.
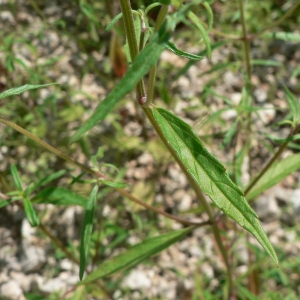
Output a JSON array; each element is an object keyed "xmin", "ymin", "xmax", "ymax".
[
  {"xmin": 231, "ymin": 92, "xmax": 242, "ymax": 105},
  {"xmin": 257, "ymin": 103, "xmax": 276, "ymax": 124},
  {"xmin": 137, "ymin": 152, "xmax": 153, "ymax": 165},
  {"xmin": 38, "ymin": 277, "xmax": 66, "ymax": 294},
  {"xmin": 10, "ymin": 272, "xmax": 34, "ymax": 292},
  {"xmin": 59, "ymin": 259, "xmax": 74, "ymax": 271},
  {"xmin": 254, "ymin": 88, "xmax": 268, "ymax": 102},
  {"xmin": 0, "ymin": 280, "xmax": 24, "ymax": 300},
  {"xmin": 222, "ymin": 109, "xmax": 237, "ymax": 120},
  {"xmin": 199, "ymin": 262, "xmax": 214, "ymax": 278},
  {"xmin": 122, "ymin": 269, "xmax": 151, "ymax": 289},
  {"xmin": 0, "ymin": 11, "xmax": 15, "ymax": 23}
]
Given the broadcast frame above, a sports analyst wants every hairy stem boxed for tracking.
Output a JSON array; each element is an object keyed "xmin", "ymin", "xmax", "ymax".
[
  {"xmin": 120, "ymin": 0, "xmax": 146, "ymax": 99},
  {"xmin": 147, "ymin": 5, "xmax": 169, "ymax": 104}
]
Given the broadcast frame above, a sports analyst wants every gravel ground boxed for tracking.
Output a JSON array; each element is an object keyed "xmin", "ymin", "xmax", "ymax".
[{"xmin": 0, "ymin": 1, "xmax": 300, "ymax": 299}]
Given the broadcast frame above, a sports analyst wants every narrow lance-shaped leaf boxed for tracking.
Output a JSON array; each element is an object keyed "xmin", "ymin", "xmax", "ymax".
[
  {"xmin": 0, "ymin": 199, "xmax": 11, "ymax": 209},
  {"xmin": 11, "ymin": 164, "xmax": 23, "ymax": 191},
  {"xmin": 166, "ymin": 41, "xmax": 204, "ymax": 60},
  {"xmin": 28, "ymin": 170, "xmax": 67, "ymax": 195},
  {"xmin": 79, "ymin": 185, "xmax": 98, "ymax": 280},
  {"xmin": 263, "ymin": 32, "xmax": 300, "ymax": 42},
  {"xmin": 32, "ymin": 187, "xmax": 88, "ymax": 208},
  {"xmin": 283, "ymin": 85, "xmax": 300, "ymax": 124},
  {"xmin": 187, "ymin": 11, "xmax": 211, "ymax": 59},
  {"xmin": 203, "ymin": 1, "xmax": 213, "ymax": 31},
  {"xmin": 175, "ymin": 41, "xmax": 226, "ymax": 80},
  {"xmin": 70, "ymin": 26, "xmax": 170, "ymax": 143},
  {"xmin": 106, "ymin": 13, "xmax": 123, "ymax": 31},
  {"xmin": 24, "ymin": 197, "xmax": 39, "ymax": 227},
  {"xmin": 79, "ymin": 227, "xmax": 193, "ymax": 284},
  {"xmin": 0, "ymin": 83, "xmax": 57, "ymax": 99},
  {"xmin": 246, "ymin": 153, "xmax": 300, "ymax": 201},
  {"xmin": 149, "ymin": 106, "xmax": 278, "ymax": 264}
]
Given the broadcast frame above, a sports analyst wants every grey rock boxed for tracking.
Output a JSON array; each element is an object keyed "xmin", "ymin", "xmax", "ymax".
[
  {"xmin": 21, "ymin": 245, "xmax": 46, "ymax": 273},
  {"xmin": 290, "ymin": 189, "xmax": 300, "ymax": 214},
  {"xmin": 255, "ymin": 194, "xmax": 280, "ymax": 221},
  {"xmin": 223, "ymin": 71, "xmax": 243, "ymax": 90}
]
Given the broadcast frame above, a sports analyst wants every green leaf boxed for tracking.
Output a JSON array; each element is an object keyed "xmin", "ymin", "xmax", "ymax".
[
  {"xmin": 283, "ymin": 85, "xmax": 300, "ymax": 124},
  {"xmin": 80, "ymin": 3, "xmax": 98, "ymax": 23},
  {"xmin": 265, "ymin": 133, "xmax": 300, "ymax": 143},
  {"xmin": 203, "ymin": 1, "xmax": 213, "ymax": 31},
  {"xmin": 33, "ymin": 187, "xmax": 88, "ymax": 207},
  {"xmin": 79, "ymin": 185, "xmax": 98, "ymax": 280},
  {"xmin": 251, "ymin": 59, "xmax": 283, "ymax": 67},
  {"xmin": 158, "ymin": 0, "xmax": 171, "ymax": 4},
  {"xmin": 24, "ymin": 197, "xmax": 39, "ymax": 227},
  {"xmin": 292, "ymin": 67, "xmax": 300, "ymax": 78},
  {"xmin": 70, "ymin": 28, "xmax": 170, "ymax": 143},
  {"xmin": 0, "ymin": 83, "xmax": 57, "ymax": 100},
  {"xmin": 187, "ymin": 11, "xmax": 211, "ymax": 59},
  {"xmin": 263, "ymin": 32, "xmax": 300, "ymax": 42},
  {"xmin": 221, "ymin": 119, "xmax": 238, "ymax": 148},
  {"xmin": 79, "ymin": 227, "xmax": 193, "ymax": 284},
  {"xmin": 199, "ymin": 61, "xmax": 237, "ymax": 77},
  {"xmin": 100, "ymin": 179, "xmax": 127, "ymax": 188},
  {"xmin": 166, "ymin": 41, "xmax": 204, "ymax": 60},
  {"xmin": 246, "ymin": 153, "xmax": 300, "ymax": 200},
  {"xmin": 11, "ymin": 164, "xmax": 23, "ymax": 191},
  {"xmin": 0, "ymin": 199, "xmax": 11, "ymax": 208},
  {"xmin": 28, "ymin": 170, "xmax": 67, "ymax": 194},
  {"xmin": 145, "ymin": 3, "xmax": 162, "ymax": 16},
  {"xmin": 237, "ymin": 284, "xmax": 260, "ymax": 300},
  {"xmin": 106, "ymin": 12, "xmax": 123, "ymax": 31},
  {"xmin": 175, "ymin": 41, "xmax": 226, "ymax": 79},
  {"xmin": 150, "ymin": 106, "xmax": 278, "ymax": 264}
]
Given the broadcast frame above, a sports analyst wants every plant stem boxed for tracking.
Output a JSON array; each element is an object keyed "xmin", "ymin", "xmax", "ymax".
[
  {"xmin": 238, "ymin": 0, "xmax": 254, "ymax": 181},
  {"xmin": 119, "ymin": 0, "xmax": 146, "ymax": 100},
  {"xmin": 39, "ymin": 223, "xmax": 80, "ymax": 264},
  {"xmin": 238, "ymin": 0, "xmax": 251, "ymax": 81},
  {"xmin": 147, "ymin": 5, "xmax": 169, "ymax": 104}
]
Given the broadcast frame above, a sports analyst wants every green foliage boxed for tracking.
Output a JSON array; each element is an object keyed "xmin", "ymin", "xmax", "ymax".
[
  {"xmin": 80, "ymin": 226, "xmax": 193, "ymax": 284},
  {"xmin": 71, "ymin": 26, "xmax": 170, "ymax": 143},
  {"xmin": 246, "ymin": 153, "xmax": 300, "ymax": 201},
  {"xmin": 150, "ymin": 106, "xmax": 277, "ymax": 263},
  {"xmin": 0, "ymin": 0, "xmax": 299, "ymax": 298},
  {"xmin": 79, "ymin": 185, "xmax": 98, "ymax": 280}
]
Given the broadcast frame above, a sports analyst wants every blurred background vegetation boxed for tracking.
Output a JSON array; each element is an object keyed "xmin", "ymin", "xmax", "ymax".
[{"xmin": 0, "ymin": 0, "xmax": 300, "ymax": 299}]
